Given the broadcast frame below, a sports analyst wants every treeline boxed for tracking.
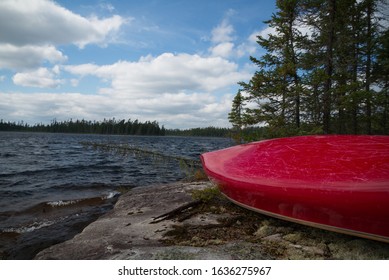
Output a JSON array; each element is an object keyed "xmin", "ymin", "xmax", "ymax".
[
  {"xmin": 166, "ymin": 127, "xmax": 231, "ymax": 138},
  {"xmin": 0, "ymin": 118, "xmax": 166, "ymax": 136},
  {"xmin": 0, "ymin": 119, "xmax": 233, "ymax": 138},
  {"xmin": 230, "ymin": 0, "xmax": 389, "ymax": 140}
]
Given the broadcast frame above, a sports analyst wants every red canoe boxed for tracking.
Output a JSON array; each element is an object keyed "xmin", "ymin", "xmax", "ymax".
[{"xmin": 201, "ymin": 135, "xmax": 389, "ymax": 242}]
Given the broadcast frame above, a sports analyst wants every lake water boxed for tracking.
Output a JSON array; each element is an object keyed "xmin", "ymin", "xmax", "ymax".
[{"xmin": 0, "ymin": 132, "xmax": 233, "ymax": 259}]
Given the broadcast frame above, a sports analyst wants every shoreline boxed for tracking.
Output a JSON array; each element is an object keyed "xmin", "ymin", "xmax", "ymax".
[
  {"xmin": 35, "ymin": 180, "xmax": 389, "ymax": 260},
  {"xmin": 0, "ymin": 194, "xmax": 119, "ymax": 260}
]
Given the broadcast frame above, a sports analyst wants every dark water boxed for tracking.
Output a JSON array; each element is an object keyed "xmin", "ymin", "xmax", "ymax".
[{"xmin": 0, "ymin": 132, "xmax": 232, "ymax": 259}]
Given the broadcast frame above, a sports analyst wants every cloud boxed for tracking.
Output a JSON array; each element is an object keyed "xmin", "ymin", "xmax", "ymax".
[
  {"xmin": 255, "ymin": 23, "xmax": 313, "ymax": 42},
  {"xmin": 65, "ymin": 52, "xmax": 250, "ymax": 96},
  {"xmin": 210, "ymin": 42, "xmax": 235, "ymax": 58},
  {"xmin": 0, "ymin": 0, "xmax": 128, "ymax": 48},
  {"xmin": 12, "ymin": 67, "xmax": 64, "ymax": 88},
  {"xmin": 0, "ymin": 90, "xmax": 234, "ymax": 128},
  {"xmin": 0, "ymin": 92, "xmax": 109, "ymax": 121},
  {"xmin": 59, "ymin": 52, "xmax": 251, "ymax": 128},
  {"xmin": 233, "ymin": 29, "xmax": 262, "ymax": 58},
  {"xmin": 0, "ymin": 2, "xmax": 255, "ymax": 129},
  {"xmin": 208, "ymin": 19, "xmax": 236, "ymax": 58},
  {"xmin": 2, "ymin": 52, "xmax": 250, "ymax": 128},
  {"xmin": 0, "ymin": 44, "xmax": 67, "ymax": 70},
  {"xmin": 209, "ymin": 18, "xmax": 260, "ymax": 59},
  {"xmin": 135, "ymin": 92, "xmax": 214, "ymax": 114},
  {"xmin": 257, "ymin": 26, "xmax": 276, "ymax": 40},
  {"xmin": 211, "ymin": 19, "xmax": 235, "ymax": 44},
  {"xmin": 63, "ymin": 63, "xmax": 100, "ymax": 77},
  {"xmin": 0, "ymin": 0, "xmax": 128, "ymax": 71}
]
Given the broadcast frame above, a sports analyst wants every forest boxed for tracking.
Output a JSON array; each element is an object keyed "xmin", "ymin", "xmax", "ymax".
[
  {"xmin": 165, "ymin": 127, "xmax": 231, "ymax": 137},
  {"xmin": 0, "ymin": 118, "xmax": 166, "ymax": 136},
  {"xmin": 0, "ymin": 119, "xmax": 233, "ymax": 138},
  {"xmin": 229, "ymin": 0, "xmax": 389, "ymax": 141}
]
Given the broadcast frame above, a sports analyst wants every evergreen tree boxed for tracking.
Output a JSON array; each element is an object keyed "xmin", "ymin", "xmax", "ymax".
[
  {"xmin": 228, "ymin": 90, "xmax": 245, "ymax": 142},
  {"xmin": 239, "ymin": 0, "xmax": 306, "ymax": 137},
  {"xmin": 232, "ymin": 0, "xmax": 389, "ymax": 138},
  {"xmin": 0, "ymin": 118, "xmax": 166, "ymax": 136},
  {"xmin": 228, "ymin": 90, "xmax": 244, "ymax": 128}
]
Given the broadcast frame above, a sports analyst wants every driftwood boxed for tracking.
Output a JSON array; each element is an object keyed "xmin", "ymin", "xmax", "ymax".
[{"xmin": 150, "ymin": 200, "xmax": 203, "ymax": 224}]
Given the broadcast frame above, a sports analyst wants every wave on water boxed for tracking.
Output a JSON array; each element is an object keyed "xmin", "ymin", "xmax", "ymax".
[
  {"xmin": 103, "ymin": 191, "xmax": 120, "ymax": 199},
  {"xmin": 2, "ymin": 220, "xmax": 58, "ymax": 234},
  {"xmin": 0, "ymin": 192, "xmax": 120, "ymax": 235},
  {"xmin": 45, "ymin": 191, "xmax": 120, "ymax": 208},
  {"xmin": 0, "ymin": 160, "xmax": 120, "ymax": 178},
  {"xmin": 46, "ymin": 199, "xmax": 81, "ymax": 207}
]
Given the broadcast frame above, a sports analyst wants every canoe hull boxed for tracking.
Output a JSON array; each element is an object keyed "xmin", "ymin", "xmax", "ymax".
[{"xmin": 201, "ymin": 135, "xmax": 389, "ymax": 242}]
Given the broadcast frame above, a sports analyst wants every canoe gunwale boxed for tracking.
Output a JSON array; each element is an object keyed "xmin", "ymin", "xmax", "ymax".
[{"xmin": 220, "ymin": 191, "xmax": 389, "ymax": 243}]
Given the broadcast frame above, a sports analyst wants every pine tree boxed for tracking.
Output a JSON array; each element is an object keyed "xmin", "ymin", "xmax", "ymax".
[
  {"xmin": 231, "ymin": 0, "xmax": 389, "ymax": 138},
  {"xmin": 239, "ymin": 0, "xmax": 305, "ymax": 137},
  {"xmin": 228, "ymin": 90, "xmax": 244, "ymax": 129},
  {"xmin": 228, "ymin": 90, "xmax": 245, "ymax": 142}
]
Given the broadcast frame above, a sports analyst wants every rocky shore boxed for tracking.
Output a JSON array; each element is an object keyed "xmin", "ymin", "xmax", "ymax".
[{"xmin": 35, "ymin": 181, "xmax": 389, "ymax": 260}]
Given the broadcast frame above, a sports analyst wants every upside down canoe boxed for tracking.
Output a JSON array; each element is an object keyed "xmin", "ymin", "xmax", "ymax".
[{"xmin": 200, "ymin": 135, "xmax": 389, "ymax": 242}]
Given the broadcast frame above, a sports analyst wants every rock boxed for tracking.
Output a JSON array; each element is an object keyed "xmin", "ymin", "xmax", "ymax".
[
  {"xmin": 35, "ymin": 181, "xmax": 271, "ymax": 260},
  {"xmin": 35, "ymin": 182, "xmax": 210, "ymax": 259},
  {"xmin": 254, "ymin": 224, "xmax": 275, "ymax": 238},
  {"xmin": 34, "ymin": 181, "xmax": 389, "ymax": 260},
  {"xmin": 262, "ymin": 233, "xmax": 283, "ymax": 242},
  {"xmin": 284, "ymin": 233, "xmax": 302, "ymax": 243}
]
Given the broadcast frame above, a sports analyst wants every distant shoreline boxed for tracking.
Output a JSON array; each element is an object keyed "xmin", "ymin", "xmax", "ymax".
[{"xmin": 0, "ymin": 119, "xmax": 232, "ymax": 138}]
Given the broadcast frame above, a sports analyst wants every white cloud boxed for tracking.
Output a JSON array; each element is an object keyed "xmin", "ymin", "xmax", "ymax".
[
  {"xmin": 135, "ymin": 92, "xmax": 214, "ymax": 114},
  {"xmin": 210, "ymin": 42, "xmax": 235, "ymax": 58},
  {"xmin": 0, "ymin": 0, "xmax": 128, "ymax": 71},
  {"xmin": 211, "ymin": 19, "xmax": 235, "ymax": 44},
  {"xmin": 0, "ymin": 44, "xmax": 67, "ymax": 70},
  {"xmin": 0, "ymin": 0, "xmax": 128, "ymax": 48},
  {"xmin": 209, "ymin": 19, "xmax": 261, "ymax": 59},
  {"xmin": 63, "ymin": 63, "xmax": 100, "ymax": 77},
  {"xmin": 233, "ymin": 29, "xmax": 262, "ymax": 58},
  {"xmin": 248, "ymin": 30, "xmax": 260, "ymax": 43},
  {"xmin": 0, "ymin": 92, "xmax": 110, "ymax": 121},
  {"xmin": 209, "ymin": 18, "xmax": 236, "ymax": 58},
  {"xmin": 197, "ymin": 94, "xmax": 234, "ymax": 127},
  {"xmin": 2, "ymin": 52, "xmax": 250, "ymax": 128},
  {"xmin": 255, "ymin": 23, "xmax": 313, "ymax": 42},
  {"xmin": 0, "ymin": 2, "xmax": 256, "ymax": 129},
  {"xmin": 257, "ymin": 26, "xmax": 276, "ymax": 40},
  {"xmin": 65, "ymin": 52, "xmax": 250, "ymax": 97},
  {"xmin": 154, "ymin": 93, "xmax": 234, "ymax": 128},
  {"xmin": 12, "ymin": 67, "xmax": 64, "ymax": 88},
  {"xmin": 70, "ymin": 79, "xmax": 79, "ymax": 87},
  {"xmin": 81, "ymin": 15, "xmax": 126, "ymax": 48},
  {"xmin": 0, "ymin": 90, "xmax": 233, "ymax": 128}
]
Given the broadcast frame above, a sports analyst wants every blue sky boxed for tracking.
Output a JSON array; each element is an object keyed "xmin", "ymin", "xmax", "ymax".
[{"xmin": 0, "ymin": 0, "xmax": 277, "ymax": 129}]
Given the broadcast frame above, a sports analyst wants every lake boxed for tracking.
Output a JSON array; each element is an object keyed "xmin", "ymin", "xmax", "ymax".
[{"xmin": 0, "ymin": 132, "xmax": 233, "ymax": 259}]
